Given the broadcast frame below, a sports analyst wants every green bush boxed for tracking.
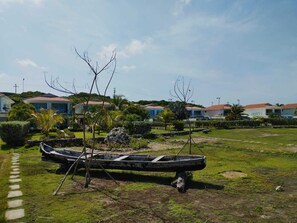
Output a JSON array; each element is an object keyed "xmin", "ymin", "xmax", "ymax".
[
  {"xmin": 173, "ymin": 121, "xmax": 184, "ymax": 131},
  {"xmin": 56, "ymin": 129, "xmax": 76, "ymax": 138},
  {"xmin": 0, "ymin": 121, "xmax": 30, "ymax": 146},
  {"xmin": 123, "ymin": 121, "xmax": 151, "ymax": 135}
]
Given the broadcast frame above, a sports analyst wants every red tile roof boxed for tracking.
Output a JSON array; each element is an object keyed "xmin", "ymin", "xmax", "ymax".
[
  {"xmin": 24, "ymin": 96, "xmax": 71, "ymax": 103},
  {"xmin": 244, "ymin": 103, "xmax": 280, "ymax": 109},
  {"xmin": 80, "ymin": 101, "xmax": 111, "ymax": 105},
  {"xmin": 143, "ymin": 105, "xmax": 164, "ymax": 109},
  {"xmin": 204, "ymin": 104, "xmax": 231, "ymax": 111},
  {"xmin": 282, "ymin": 103, "xmax": 297, "ymax": 109},
  {"xmin": 185, "ymin": 106, "xmax": 203, "ymax": 110}
]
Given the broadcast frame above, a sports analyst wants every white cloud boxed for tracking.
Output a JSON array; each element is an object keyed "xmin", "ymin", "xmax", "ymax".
[
  {"xmin": 97, "ymin": 43, "xmax": 117, "ymax": 60},
  {"xmin": 16, "ymin": 58, "xmax": 45, "ymax": 70},
  {"xmin": 173, "ymin": 0, "xmax": 191, "ymax": 16},
  {"xmin": 17, "ymin": 58, "xmax": 38, "ymax": 67},
  {"xmin": 170, "ymin": 14, "xmax": 253, "ymax": 36},
  {"xmin": 0, "ymin": 0, "xmax": 44, "ymax": 5},
  {"xmin": 122, "ymin": 65, "xmax": 136, "ymax": 72},
  {"xmin": 97, "ymin": 38, "xmax": 152, "ymax": 60},
  {"xmin": 0, "ymin": 72, "xmax": 8, "ymax": 79}
]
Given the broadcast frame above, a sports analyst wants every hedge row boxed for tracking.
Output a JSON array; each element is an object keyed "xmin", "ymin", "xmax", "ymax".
[
  {"xmin": 0, "ymin": 121, "xmax": 30, "ymax": 146},
  {"xmin": 194, "ymin": 119, "xmax": 297, "ymax": 129}
]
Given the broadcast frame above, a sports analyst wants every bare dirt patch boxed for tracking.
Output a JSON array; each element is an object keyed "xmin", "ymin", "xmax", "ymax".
[
  {"xmin": 147, "ymin": 142, "xmax": 182, "ymax": 151},
  {"xmin": 260, "ymin": 133, "xmax": 280, "ymax": 137},
  {"xmin": 220, "ymin": 171, "xmax": 247, "ymax": 179}
]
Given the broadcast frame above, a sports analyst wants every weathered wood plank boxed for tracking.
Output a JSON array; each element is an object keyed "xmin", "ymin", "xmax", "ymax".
[
  {"xmin": 151, "ymin": 155, "xmax": 165, "ymax": 162},
  {"xmin": 114, "ymin": 155, "xmax": 129, "ymax": 161}
]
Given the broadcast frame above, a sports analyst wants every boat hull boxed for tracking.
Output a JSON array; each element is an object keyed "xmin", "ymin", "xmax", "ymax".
[{"xmin": 40, "ymin": 143, "xmax": 206, "ymax": 172}]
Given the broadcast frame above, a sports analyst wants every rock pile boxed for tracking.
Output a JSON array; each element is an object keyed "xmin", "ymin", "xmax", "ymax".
[{"xmin": 104, "ymin": 127, "xmax": 130, "ymax": 145}]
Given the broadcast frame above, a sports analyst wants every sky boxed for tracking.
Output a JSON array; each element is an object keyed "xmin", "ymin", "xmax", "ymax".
[{"xmin": 0, "ymin": 0, "xmax": 297, "ymax": 106}]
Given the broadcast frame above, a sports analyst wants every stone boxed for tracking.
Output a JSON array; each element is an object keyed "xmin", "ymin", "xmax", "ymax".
[
  {"xmin": 275, "ymin": 185, "xmax": 284, "ymax": 192},
  {"xmin": 9, "ymin": 178, "xmax": 22, "ymax": 183},
  {"xmin": 10, "ymin": 175, "xmax": 20, "ymax": 179},
  {"xmin": 11, "ymin": 171, "xmax": 20, "ymax": 175},
  {"xmin": 11, "ymin": 165, "xmax": 19, "ymax": 169},
  {"xmin": 12, "ymin": 168, "xmax": 20, "ymax": 171},
  {"xmin": 9, "ymin": 184, "xmax": 20, "ymax": 190},
  {"xmin": 5, "ymin": 208, "xmax": 25, "ymax": 220},
  {"xmin": 7, "ymin": 190, "xmax": 23, "ymax": 198},
  {"xmin": 7, "ymin": 199, "xmax": 23, "ymax": 208},
  {"xmin": 104, "ymin": 127, "xmax": 130, "ymax": 145}
]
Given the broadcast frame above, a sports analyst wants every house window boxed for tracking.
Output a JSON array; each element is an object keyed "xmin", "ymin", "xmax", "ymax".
[
  {"xmin": 266, "ymin": 109, "xmax": 273, "ymax": 116},
  {"xmin": 193, "ymin": 110, "xmax": 201, "ymax": 117},
  {"xmin": 52, "ymin": 103, "xmax": 68, "ymax": 114},
  {"xmin": 274, "ymin": 109, "xmax": 281, "ymax": 115},
  {"xmin": 32, "ymin": 103, "xmax": 47, "ymax": 111}
]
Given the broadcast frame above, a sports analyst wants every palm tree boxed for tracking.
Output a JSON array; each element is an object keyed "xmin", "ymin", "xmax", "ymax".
[
  {"xmin": 32, "ymin": 109, "xmax": 64, "ymax": 137},
  {"xmin": 112, "ymin": 95, "xmax": 127, "ymax": 110},
  {"xmin": 226, "ymin": 104, "xmax": 245, "ymax": 121},
  {"xmin": 157, "ymin": 108, "xmax": 175, "ymax": 130}
]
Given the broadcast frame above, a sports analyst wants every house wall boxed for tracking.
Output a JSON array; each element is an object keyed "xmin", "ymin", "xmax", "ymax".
[
  {"xmin": 146, "ymin": 108, "xmax": 163, "ymax": 118},
  {"xmin": 29, "ymin": 101, "xmax": 71, "ymax": 115},
  {"xmin": 245, "ymin": 108, "xmax": 282, "ymax": 118},
  {"xmin": 245, "ymin": 108, "xmax": 267, "ymax": 118},
  {"xmin": 204, "ymin": 110, "xmax": 224, "ymax": 118},
  {"xmin": 281, "ymin": 108, "xmax": 296, "ymax": 117},
  {"xmin": 0, "ymin": 96, "xmax": 14, "ymax": 112}
]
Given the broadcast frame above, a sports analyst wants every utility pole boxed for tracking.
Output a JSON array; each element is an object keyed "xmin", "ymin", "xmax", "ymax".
[
  {"xmin": 22, "ymin": 78, "xmax": 25, "ymax": 92},
  {"xmin": 216, "ymin": 97, "xmax": 221, "ymax": 105},
  {"xmin": 13, "ymin": 84, "xmax": 19, "ymax": 93}
]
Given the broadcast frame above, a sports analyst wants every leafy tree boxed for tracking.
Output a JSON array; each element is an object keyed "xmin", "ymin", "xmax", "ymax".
[
  {"xmin": 8, "ymin": 103, "xmax": 35, "ymax": 121},
  {"xmin": 32, "ymin": 109, "xmax": 64, "ymax": 136},
  {"xmin": 169, "ymin": 101, "xmax": 188, "ymax": 120},
  {"xmin": 157, "ymin": 108, "xmax": 175, "ymax": 130},
  {"xmin": 225, "ymin": 104, "xmax": 245, "ymax": 121},
  {"xmin": 123, "ymin": 104, "xmax": 149, "ymax": 120}
]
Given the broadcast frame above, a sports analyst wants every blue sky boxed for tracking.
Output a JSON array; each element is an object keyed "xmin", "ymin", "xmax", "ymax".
[{"xmin": 1, "ymin": 0, "xmax": 297, "ymax": 106}]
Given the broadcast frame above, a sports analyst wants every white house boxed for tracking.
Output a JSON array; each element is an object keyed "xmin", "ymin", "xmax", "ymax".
[
  {"xmin": 0, "ymin": 93, "xmax": 15, "ymax": 121},
  {"xmin": 185, "ymin": 105, "xmax": 205, "ymax": 118},
  {"xmin": 73, "ymin": 100, "xmax": 112, "ymax": 115},
  {"xmin": 281, "ymin": 103, "xmax": 297, "ymax": 118},
  {"xmin": 204, "ymin": 104, "xmax": 231, "ymax": 119},
  {"xmin": 143, "ymin": 105, "xmax": 164, "ymax": 118},
  {"xmin": 244, "ymin": 103, "xmax": 281, "ymax": 118},
  {"xmin": 23, "ymin": 94, "xmax": 72, "ymax": 116}
]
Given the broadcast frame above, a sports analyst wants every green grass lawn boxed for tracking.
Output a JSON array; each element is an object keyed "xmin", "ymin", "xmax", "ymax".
[{"xmin": 1, "ymin": 128, "xmax": 297, "ymax": 222}]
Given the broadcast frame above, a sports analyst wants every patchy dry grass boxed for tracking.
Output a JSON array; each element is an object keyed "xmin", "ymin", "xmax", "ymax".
[{"xmin": 1, "ymin": 128, "xmax": 297, "ymax": 222}]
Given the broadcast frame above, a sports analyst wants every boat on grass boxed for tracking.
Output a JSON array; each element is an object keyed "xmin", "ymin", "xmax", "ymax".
[{"xmin": 40, "ymin": 142, "xmax": 206, "ymax": 173}]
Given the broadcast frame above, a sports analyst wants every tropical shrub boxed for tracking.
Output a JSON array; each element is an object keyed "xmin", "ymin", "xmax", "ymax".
[
  {"xmin": 173, "ymin": 120, "xmax": 184, "ymax": 131},
  {"xmin": 123, "ymin": 121, "xmax": 151, "ymax": 135},
  {"xmin": 8, "ymin": 103, "xmax": 35, "ymax": 122},
  {"xmin": 32, "ymin": 109, "xmax": 64, "ymax": 136},
  {"xmin": 157, "ymin": 108, "xmax": 175, "ymax": 130},
  {"xmin": 0, "ymin": 121, "xmax": 30, "ymax": 146}
]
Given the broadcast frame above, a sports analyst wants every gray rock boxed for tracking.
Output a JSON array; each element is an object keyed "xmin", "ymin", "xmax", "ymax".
[
  {"xmin": 275, "ymin": 185, "xmax": 284, "ymax": 192},
  {"xmin": 104, "ymin": 127, "xmax": 130, "ymax": 145}
]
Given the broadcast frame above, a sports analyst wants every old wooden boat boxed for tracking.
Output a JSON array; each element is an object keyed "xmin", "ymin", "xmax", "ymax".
[{"xmin": 40, "ymin": 142, "xmax": 206, "ymax": 173}]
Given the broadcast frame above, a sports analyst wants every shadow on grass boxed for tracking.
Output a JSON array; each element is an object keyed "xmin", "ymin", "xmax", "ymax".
[
  {"xmin": 68, "ymin": 169, "xmax": 224, "ymax": 191},
  {"xmin": 0, "ymin": 144, "xmax": 23, "ymax": 151}
]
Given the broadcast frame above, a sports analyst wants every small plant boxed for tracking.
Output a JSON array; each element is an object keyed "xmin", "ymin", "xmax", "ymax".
[{"xmin": 129, "ymin": 138, "xmax": 149, "ymax": 150}]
